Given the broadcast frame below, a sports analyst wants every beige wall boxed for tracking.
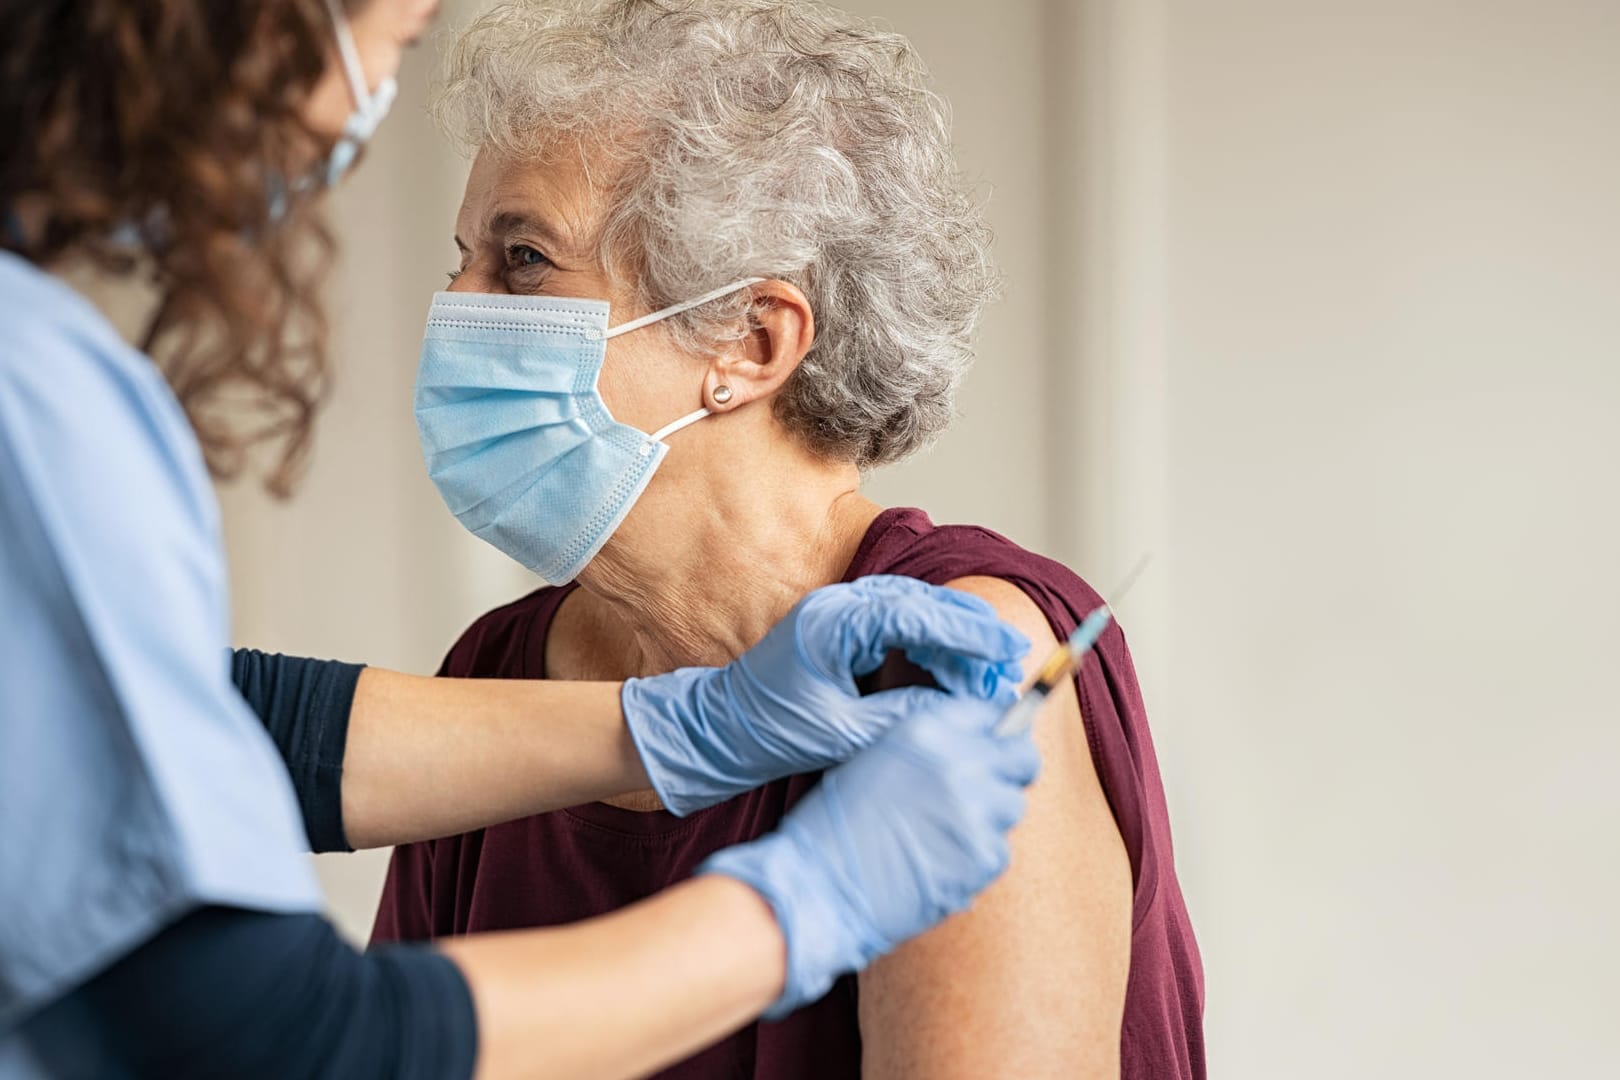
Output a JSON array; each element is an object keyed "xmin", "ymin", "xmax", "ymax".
[
  {"xmin": 220, "ymin": 1, "xmax": 1620, "ymax": 1074},
  {"xmin": 1163, "ymin": 2, "xmax": 1620, "ymax": 1074}
]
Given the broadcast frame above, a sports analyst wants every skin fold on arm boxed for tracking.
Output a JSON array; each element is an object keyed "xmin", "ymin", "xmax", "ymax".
[{"xmin": 857, "ymin": 576, "xmax": 1134, "ymax": 1079}]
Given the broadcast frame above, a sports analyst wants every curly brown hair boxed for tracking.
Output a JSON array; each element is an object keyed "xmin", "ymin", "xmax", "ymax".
[{"xmin": 1, "ymin": 0, "xmax": 361, "ymax": 495}]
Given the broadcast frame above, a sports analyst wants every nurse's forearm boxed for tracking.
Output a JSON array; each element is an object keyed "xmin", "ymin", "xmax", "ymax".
[
  {"xmin": 341, "ymin": 668, "xmax": 651, "ymax": 849},
  {"xmin": 229, "ymin": 650, "xmax": 651, "ymax": 850},
  {"xmin": 441, "ymin": 874, "xmax": 785, "ymax": 1080}
]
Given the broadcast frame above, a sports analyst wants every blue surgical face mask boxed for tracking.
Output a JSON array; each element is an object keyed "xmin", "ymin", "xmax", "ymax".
[
  {"xmin": 415, "ymin": 278, "xmax": 763, "ymax": 584},
  {"xmin": 319, "ymin": 0, "xmax": 397, "ymax": 188}
]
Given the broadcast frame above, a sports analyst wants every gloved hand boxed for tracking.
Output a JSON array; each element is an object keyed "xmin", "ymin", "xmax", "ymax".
[
  {"xmin": 621, "ymin": 575, "xmax": 1029, "ymax": 815},
  {"xmin": 701, "ymin": 691, "xmax": 1041, "ymax": 1017}
]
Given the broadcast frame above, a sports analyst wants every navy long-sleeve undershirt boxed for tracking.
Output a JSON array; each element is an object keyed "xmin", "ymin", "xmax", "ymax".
[
  {"xmin": 230, "ymin": 647, "xmax": 365, "ymax": 854},
  {"xmin": 19, "ymin": 906, "xmax": 478, "ymax": 1080}
]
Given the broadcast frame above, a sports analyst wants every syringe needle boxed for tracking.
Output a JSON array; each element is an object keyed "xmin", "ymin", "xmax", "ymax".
[{"xmin": 1103, "ymin": 552, "xmax": 1153, "ymax": 612}]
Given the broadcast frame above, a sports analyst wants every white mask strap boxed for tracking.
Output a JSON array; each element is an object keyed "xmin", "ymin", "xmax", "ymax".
[
  {"xmin": 601, "ymin": 277, "xmax": 766, "ymax": 340},
  {"xmin": 324, "ymin": 0, "xmax": 375, "ymax": 110},
  {"xmin": 647, "ymin": 407, "xmax": 713, "ymax": 445}
]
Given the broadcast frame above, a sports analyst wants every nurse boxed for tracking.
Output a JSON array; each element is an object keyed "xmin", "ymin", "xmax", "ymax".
[{"xmin": 0, "ymin": 2, "xmax": 1040, "ymax": 1078}]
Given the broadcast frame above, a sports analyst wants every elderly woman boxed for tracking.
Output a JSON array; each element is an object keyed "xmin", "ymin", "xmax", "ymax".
[{"xmin": 376, "ymin": 1, "xmax": 1204, "ymax": 1077}]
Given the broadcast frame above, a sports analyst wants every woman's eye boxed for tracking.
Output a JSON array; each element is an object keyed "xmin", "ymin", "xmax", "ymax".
[
  {"xmin": 446, "ymin": 268, "xmax": 462, "ymax": 282},
  {"xmin": 506, "ymin": 243, "xmax": 550, "ymax": 270}
]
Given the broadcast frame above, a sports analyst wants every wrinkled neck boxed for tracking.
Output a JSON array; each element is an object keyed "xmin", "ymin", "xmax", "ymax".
[{"xmin": 577, "ymin": 432, "xmax": 879, "ymax": 673}]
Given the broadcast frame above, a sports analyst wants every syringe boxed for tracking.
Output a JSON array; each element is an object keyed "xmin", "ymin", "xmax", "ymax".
[{"xmin": 994, "ymin": 555, "xmax": 1150, "ymax": 737}]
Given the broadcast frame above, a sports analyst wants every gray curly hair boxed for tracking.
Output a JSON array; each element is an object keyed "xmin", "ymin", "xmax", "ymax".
[{"xmin": 436, "ymin": 0, "xmax": 999, "ymax": 467}]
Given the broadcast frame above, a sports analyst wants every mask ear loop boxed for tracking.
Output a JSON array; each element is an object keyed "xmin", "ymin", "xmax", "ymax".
[
  {"xmin": 638, "ymin": 408, "xmax": 711, "ymax": 456},
  {"xmin": 323, "ymin": 0, "xmax": 375, "ymax": 110},
  {"xmin": 606, "ymin": 276, "xmax": 767, "ymax": 455},
  {"xmin": 646, "ymin": 408, "xmax": 713, "ymax": 447},
  {"xmin": 599, "ymin": 277, "xmax": 767, "ymax": 340}
]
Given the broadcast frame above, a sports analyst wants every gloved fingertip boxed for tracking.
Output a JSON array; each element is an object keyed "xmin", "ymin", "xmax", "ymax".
[
  {"xmin": 985, "ymin": 659, "xmax": 1024, "ymax": 693},
  {"xmin": 981, "ymin": 664, "xmax": 1024, "ymax": 704},
  {"xmin": 1006, "ymin": 741, "xmax": 1043, "ymax": 786},
  {"xmin": 992, "ymin": 843, "xmax": 1014, "ymax": 881},
  {"xmin": 975, "ymin": 670, "xmax": 1015, "ymax": 705},
  {"xmin": 1000, "ymin": 625, "xmax": 1032, "ymax": 659}
]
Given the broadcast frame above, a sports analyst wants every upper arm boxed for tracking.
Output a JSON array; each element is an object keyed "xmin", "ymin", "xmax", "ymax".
[{"xmin": 857, "ymin": 576, "xmax": 1133, "ymax": 1079}]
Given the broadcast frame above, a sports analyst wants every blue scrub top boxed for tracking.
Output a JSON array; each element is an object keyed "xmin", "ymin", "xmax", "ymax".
[{"xmin": 0, "ymin": 252, "xmax": 321, "ymax": 1039}]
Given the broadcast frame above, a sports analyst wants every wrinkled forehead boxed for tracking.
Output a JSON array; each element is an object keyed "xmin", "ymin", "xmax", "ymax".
[
  {"xmin": 455, "ymin": 139, "xmax": 628, "ymax": 257},
  {"xmin": 453, "ymin": 144, "xmax": 586, "ymax": 252}
]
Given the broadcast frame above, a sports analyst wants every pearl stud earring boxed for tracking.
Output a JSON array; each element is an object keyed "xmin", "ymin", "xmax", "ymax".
[{"xmin": 711, "ymin": 385, "xmax": 734, "ymax": 405}]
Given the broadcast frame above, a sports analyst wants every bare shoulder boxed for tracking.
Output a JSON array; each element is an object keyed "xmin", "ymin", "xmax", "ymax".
[
  {"xmin": 943, "ymin": 575, "xmax": 1064, "ymax": 657},
  {"xmin": 856, "ymin": 574, "xmax": 1134, "ymax": 1079}
]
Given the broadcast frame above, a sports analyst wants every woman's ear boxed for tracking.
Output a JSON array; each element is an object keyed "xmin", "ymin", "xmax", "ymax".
[{"xmin": 704, "ymin": 280, "xmax": 814, "ymax": 412}]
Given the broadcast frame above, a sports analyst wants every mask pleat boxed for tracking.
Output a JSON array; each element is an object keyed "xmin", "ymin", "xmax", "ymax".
[{"xmin": 414, "ymin": 390, "xmax": 579, "ymax": 455}]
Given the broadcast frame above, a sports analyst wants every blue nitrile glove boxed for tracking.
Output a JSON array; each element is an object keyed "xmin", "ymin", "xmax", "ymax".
[
  {"xmin": 621, "ymin": 575, "xmax": 1030, "ymax": 816},
  {"xmin": 700, "ymin": 691, "xmax": 1041, "ymax": 1017}
]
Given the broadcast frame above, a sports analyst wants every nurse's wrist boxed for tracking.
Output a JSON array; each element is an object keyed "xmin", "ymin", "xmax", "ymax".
[
  {"xmin": 699, "ymin": 829, "xmax": 868, "ymax": 1018},
  {"xmin": 621, "ymin": 668, "xmax": 736, "ymax": 817}
]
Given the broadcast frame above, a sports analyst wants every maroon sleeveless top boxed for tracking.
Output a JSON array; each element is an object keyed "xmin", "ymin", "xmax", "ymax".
[{"xmin": 373, "ymin": 508, "xmax": 1205, "ymax": 1078}]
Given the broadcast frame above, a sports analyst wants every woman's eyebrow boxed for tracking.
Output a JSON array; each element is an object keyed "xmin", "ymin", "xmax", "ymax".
[{"xmin": 486, "ymin": 210, "xmax": 567, "ymax": 252}]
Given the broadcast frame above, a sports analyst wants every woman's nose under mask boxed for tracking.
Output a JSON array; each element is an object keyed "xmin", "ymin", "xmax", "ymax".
[{"xmin": 414, "ymin": 278, "xmax": 762, "ymax": 585}]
